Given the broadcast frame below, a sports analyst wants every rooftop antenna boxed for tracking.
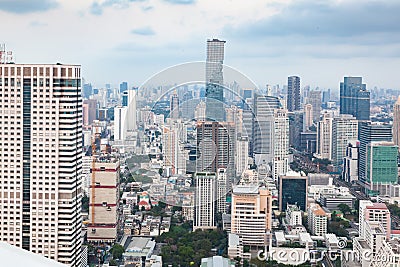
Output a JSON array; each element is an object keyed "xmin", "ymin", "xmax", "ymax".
[{"xmin": 0, "ymin": 44, "xmax": 14, "ymax": 64}]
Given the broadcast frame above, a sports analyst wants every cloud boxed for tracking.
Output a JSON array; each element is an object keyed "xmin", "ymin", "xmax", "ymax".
[
  {"xmin": 228, "ymin": 0, "xmax": 400, "ymax": 40},
  {"xmin": 131, "ymin": 26, "xmax": 155, "ymax": 36},
  {"xmin": 90, "ymin": 0, "xmax": 146, "ymax": 15},
  {"xmin": 0, "ymin": 0, "xmax": 58, "ymax": 14},
  {"xmin": 30, "ymin": 21, "xmax": 48, "ymax": 27},
  {"xmin": 163, "ymin": 0, "xmax": 196, "ymax": 5}
]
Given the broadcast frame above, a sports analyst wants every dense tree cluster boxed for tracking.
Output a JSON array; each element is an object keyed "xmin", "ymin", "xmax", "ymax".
[{"xmin": 156, "ymin": 223, "xmax": 227, "ymax": 266}]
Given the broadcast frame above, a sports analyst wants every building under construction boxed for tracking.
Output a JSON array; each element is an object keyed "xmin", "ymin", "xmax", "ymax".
[{"xmin": 87, "ymin": 156, "xmax": 120, "ymax": 243}]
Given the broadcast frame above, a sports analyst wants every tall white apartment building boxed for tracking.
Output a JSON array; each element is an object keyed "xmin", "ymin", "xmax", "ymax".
[
  {"xmin": 286, "ymin": 204, "xmax": 302, "ymax": 226},
  {"xmin": 231, "ymin": 186, "xmax": 272, "ymax": 247},
  {"xmin": 303, "ymin": 104, "xmax": 313, "ymax": 131},
  {"xmin": 331, "ymin": 114, "xmax": 358, "ymax": 168},
  {"xmin": 307, "ymin": 203, "xmax": 328, "ymax": 236},
  {"xmin": 194, "ymin": 172, "xmax": 217, "ymax": 230},
  {"xmin": 272, "ymin": 109, "xmax": 289, "ymax": 181},
  {"xmin": 217, "ymin": 168, "xmax": 227, "ymax": 214},
  {"xmin": 315, "ymin": 112, "xmax": 333, "ymax": 160},
  {"xmin": 236, "ymin": 135, "xmax": 249, "ymax": 177},
  {"xmin": 0, "ymin": 64, "xmax": 83, "ymax": 266},
  {"xmin": 359, "ymin": 200, "xmax": 391, "ymax": 239}
]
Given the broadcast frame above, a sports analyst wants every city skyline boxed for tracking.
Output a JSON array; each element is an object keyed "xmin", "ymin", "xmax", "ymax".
[{"xmin": 1, "ymin": 0, "xmax": 400, "ymax": 89}]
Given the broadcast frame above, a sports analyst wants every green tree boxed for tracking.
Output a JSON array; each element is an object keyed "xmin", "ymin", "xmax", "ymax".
[
  {"xmin": 338, "ymin": 204, "xmax": 351, "ymax": 215},
  {"xmin": 111, "ymin": 244, "xmax": 125, "ymax": 260},
  {"xmin": 109, "ymin": 259, "xmax": 117, "ymax": 266}
]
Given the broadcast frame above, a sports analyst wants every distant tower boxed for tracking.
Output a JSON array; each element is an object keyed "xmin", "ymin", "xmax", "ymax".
[
  {"xmin": 307, "ymin": 90, "xmax": 322, "ymax": 122},
  {"xmin": 331, "ymin": 115, "xmax": 358, "ymax": 169},
  {"xmin": 272, "ymin": 109, "xmax": 289, "ymax": 181},
  {"xmin": 303, "ymin": 104, "xmax": 313, "ymax": 131},
  {"xmin": 170, "ymin": 90, "xmax": 179, "ymax": 119},
  {"xmin": 287, "ymin": 76, "xmax": 300, "ymax": 111},
  {"xmin": 340, "ymin": 77, "xmax": 370, "ymax": 121},
  {"xmin": 205, "ymin": 39, "xmax": 226, "ymax": 122},
  {"xmin": 393, "ymin": 96, "xmax": 400, "ymax": 150}
]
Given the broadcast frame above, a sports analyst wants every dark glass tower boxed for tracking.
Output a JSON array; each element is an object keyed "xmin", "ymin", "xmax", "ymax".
[
  {"xmin": 340, "ymin": 77, "xmax": 370, "ymax": 121},
  {"xmin": 287, "ymin": 76, "xmax": 300, "ymax": 112},
  {"xmin": 279, "ymin": 174, "xmax": 308, "ymax": 211}
]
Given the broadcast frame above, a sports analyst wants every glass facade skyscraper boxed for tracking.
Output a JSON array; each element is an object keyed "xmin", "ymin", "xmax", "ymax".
[
  {"xmin": 287, "ymin": 76, "xmax": 300, "ymax": 112},
  {"xmin": 205, "ymin": 39, "xmax": 225, "ymax": 122},
  {"xmin": 340, "ymin": 77, "xmax": 370, "ymax": 121}
]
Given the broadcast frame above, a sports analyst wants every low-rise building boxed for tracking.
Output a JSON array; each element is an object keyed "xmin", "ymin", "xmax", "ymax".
[{"xmin": 308, "ymin": 203, "xmax": 328, "ymax": 236}]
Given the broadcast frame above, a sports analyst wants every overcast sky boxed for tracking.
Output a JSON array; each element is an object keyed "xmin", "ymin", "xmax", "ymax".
[{"xmin": 1, "ymin": 0, "xmax": 400, "ymax": 91}]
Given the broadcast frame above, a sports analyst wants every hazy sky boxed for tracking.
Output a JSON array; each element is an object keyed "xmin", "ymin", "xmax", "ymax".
[{"xmin": 1, "ymin": 0, "xmax": 400, "ymax": 91}]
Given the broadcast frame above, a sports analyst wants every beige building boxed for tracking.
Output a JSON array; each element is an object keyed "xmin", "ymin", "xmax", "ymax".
[
  {"xmin": 231, "ymin": 186, "xmax": 272, "ymax": 247},
  {"xmin": 88, "ymin": 159, "xmax": 120, "ymax": 243},
  {"xmin": 307, "ymin": 203, "xmax": 328, "ymax": 236},
  {"xmin": 0, "ymin": 64, "xmax": 83, "ymax": 266}
]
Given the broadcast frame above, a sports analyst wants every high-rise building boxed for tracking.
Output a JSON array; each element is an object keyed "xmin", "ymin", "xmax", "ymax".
[
  {"xmin": 170, "ymin": 91, "xmax": 179, "ymax": 120},
  {"xmin": 88, "ymin": 158, "xmax": 120, "ymax": 243},
  {"xmin": 272, "ymin": 109, "xmax": 289, "ymax": 181},
  {"xmin": 307, "ymin": 203, "xmax": 328, "ymax": 236},
  {"xmin": 331, "ymin": 115, "xmax": 358, "ymax": 168},
  {"xmin": 119, "ymin": 81, "xmax": 128, "ymax": 93},
  {"xmin": 205, "ymin": 39, "xmax": 225, "ymax": 122},
  {"xmin": 216, "ymin": 168, "xmax": 228, "ymax": 214},
  {"xmin": 114, "ymin": 88, "xmax": 137, "ymax": 141},
  {"xmin": 307, "ymin": 91, "xmax": 322, "ymax": 123},
  {"xmin": 288, "ymin": 111, "xmax": 303, "ymax": 150},
  {"xmin": 82, "ymin": 99, "xmax": 97, "ymax": 126},
  {"xmin": 303, "ymin": 104, "xmax": 313, "ymax": 131},
  {"xmin": 278, "ymin": 171, "xmax": 308, "ymax": 211},
  {"xmin": 365, "ymin": 142, "xmax": 398, "ymax": 196},
  {"xmin": 342, "ymin": 140, "xmax": 359, "ymax": 183},
  {"xmin": 253, "ymin": 94, "xmax": 281, "ymax": 164},
  {"xmin": 226, "ymin": 105, "xmax": 243, "ymax": 136},
  {"xmin": 231, "ymin": 186, "xmax": 272, "ymax": 247},
  {"xmin": 393, "ymin": 96, "xmax": 400, "ymax": 150},
  {"xmin": 194, "ymin": 100, "xmax": 206, "ymax": 121},
  {"xmin": 194, "ymin": 172, "xmax": 217, "ymax": 230},
  {"xmin": 359, "ymin": 200, "xmax": 391, "ymax": 239},
  {"xmin": 236, "ymin": 135, "xmax": 249, "ymax": 177},
  {"xmin": 315, "ymin": 112, "xmax": 333, "ymax": 160},
  {"xmin": 340, "ymin": 77, "xmax": 370, "ymax": 121},
  {"xmin": 0, "ymin": 64, "xmax": 82, "ymax": 266},
  {"xmin": 358, "ymin": 122, "xmax": 392, "ymax": 185},
  {"xmin": 196, "ymin": 121, "xmax": 235, "ymax": 180},
  {"xmin": 287, "ymin": 76, "xmax": 300, "ymax": 112}
]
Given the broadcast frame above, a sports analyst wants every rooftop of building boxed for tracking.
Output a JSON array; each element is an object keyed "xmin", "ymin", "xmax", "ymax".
[
  {"xmin": 201, "ymin": 256, "xmax": 234, "ymax": 267},
  {"xmin": 232, "ymin": 185, "xmax": 259, "ymax": 194},
  {"xmin": 366, "ymin": 203, "xmax": 389, "ymax": 210},
  {"xmin": 0, "ymin": 242, "xmax": 67, "ymax": 267}
]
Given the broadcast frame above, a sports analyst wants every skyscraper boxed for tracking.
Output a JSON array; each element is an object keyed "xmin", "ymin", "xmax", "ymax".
[
  {"xmin": 205, "ymin": 39, "xmax": 225, "ymax": 122},
  {"xmin": 196, "ymin": 121, "xmax": 235, "ymax": 176},
  {"xmin": 194, "ymin": 172, "xmax": 217, "ymax": 230},
  {"xmin": 303, "ymin": 104, "xmax": 313, "ymax": 131},
  {"xmin": 393, "ymin": 96, "xmax": 400, "ymax": 150},
  {"xmin": 287, "ymin": 76, "xmax": 300, "ymax": 112},
  {"xmin": 315, "ymin": 112, "xmax": 333, "ymax": 160},
  {"xmin": 358, "ymin": 122, "xmax": 392, "ymax": 186},
  {"xmin": 331, "ymin": 115, "xmax": 358, "ymax": 168},
  {"xmin": 253, "ymin": 94, "xmax": 281, "ymax": 164},
  {"xmin": 307, "ymin": 90, "xmax": 321, "ymax": 122},
  {"xmin": 170, "ymin": 90, "xmax": 179, "ymax": 119},
  {"xmin": 365, "ymin": 142, "xmax": 398, "ymax": 196},
  {"xmin": 272, "ymin": 109, "xmax": 289, "ymax": 181},
  {"xmin": 0, "ymin": 64, "xmax": 82, "ymax": 266},
  {"xmin": 340, "ymin": 77, "xmax": 370, "ymax": 121}
]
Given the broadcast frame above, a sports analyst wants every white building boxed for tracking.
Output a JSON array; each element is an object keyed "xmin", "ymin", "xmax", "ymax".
[
  {"xmin": 114, "ymin": 88, "xmax": 137, "ymax": 140},
  {"xmin": 236, "ymin": 135, "xmax": 249, "ymax": 177},
  {"xmin": 342, "ymin": 140, "xmax": 359, "ymax": 183},
  {"xmin": 272, "ymin": 109, "xmax": 289, "ymax": 181},
  {"xmin": 303, "ymin": 103, "xmax": 313, "ymax": 131},
  {"xmin": 0, "ymin": 63, "xmax": 82, "ymax": 266},
  {"xmin": 239, "ymin": 169, "xmax": 259, "ymax": 185},
  {"xmin": 194, "ymin": 172, "xmax": 217, "ymax": 230},
  {"xmin": 331, "ymin": 114, "xmax": 358, "ymax": 168},
  {"xmin": 285, "ymin": 204, "xmax": 302, "ymax": 226},
  {"xmin": 217, "ymin": 168, "xmax": 228, "ymax": 214},
  {"xmin": 307, "ymin": 203, "xmax": 328, "ymax": 236},
  {"xmin": 315, "ymin": 112, "xmax": 333, "ymax": 159}
]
